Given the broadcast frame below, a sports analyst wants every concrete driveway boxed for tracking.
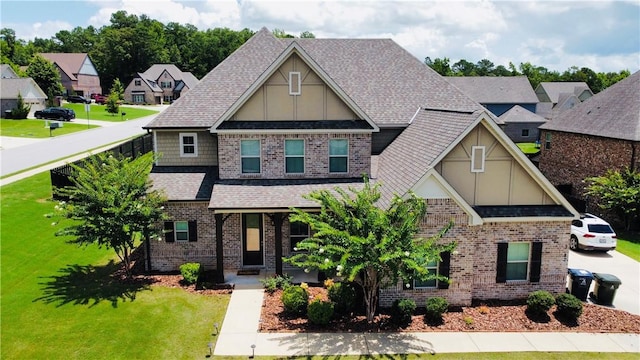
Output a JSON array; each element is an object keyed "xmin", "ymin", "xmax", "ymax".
[{"xmin": 568, "ymin": 249, "xmax": 639, "ymax": 315}]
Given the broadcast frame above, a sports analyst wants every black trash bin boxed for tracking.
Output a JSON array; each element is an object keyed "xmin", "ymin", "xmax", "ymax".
[
  {"xmin": 566, "ymin": 268, "xmax": 593, "ymax": 301},
  {"xmin": 590, "ymin": 272, "xmax": 622, "ymax": 305}
]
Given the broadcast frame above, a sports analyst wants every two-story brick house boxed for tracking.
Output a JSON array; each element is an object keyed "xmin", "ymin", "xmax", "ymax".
[
  {"xmin": 143, "ymin": 28, "xmax": 577, "ymax": 306},
  {"xmin": 125, "ymin": 64, "xmax": 199, "ymax": 104},
  {"xmin": 39, "ymin": 53, "xmax": 102, "ymax": 97}
]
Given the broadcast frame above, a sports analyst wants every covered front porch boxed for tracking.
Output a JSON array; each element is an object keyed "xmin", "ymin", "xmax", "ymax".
[{"xmin": 222, "ymin": 268, "xmax": 322, "ymax": 289}]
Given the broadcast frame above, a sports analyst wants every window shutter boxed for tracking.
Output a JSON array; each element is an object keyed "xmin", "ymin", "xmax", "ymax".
[
  {"xmin": 188, "ymin": 220, "xmax": 197, "ymax": 242},
  {"xmin": 530, "ymin": 242, "xmax": 543, "ymax": 282},
  {"xmin": 164, "ymin": 221, "xmax": 175, "ymax": 243},
  {"xmin": 438, "ymin": 251, "xmax": 451, "ymax": 289},
  {"xmin": 496, "ymin": 243, "xmax": 508, "ymax": 283}
]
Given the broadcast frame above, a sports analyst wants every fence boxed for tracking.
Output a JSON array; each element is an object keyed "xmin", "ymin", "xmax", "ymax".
[{"xmin": 50, "ymin": 133, "xmax": 153, "ymax": 199}]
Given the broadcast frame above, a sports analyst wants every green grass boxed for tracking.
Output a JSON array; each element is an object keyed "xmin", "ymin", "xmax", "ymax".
[
  {"xmin": 1, "ymin": 119, "xmax": 100, "ymax": 138},
  {"xmin": 516, "ymin": 142, "xmax": 541, "ymax": 155},
  {"xmin": 1, "ymin": 172, "xmax": 230, "ymax": 359},
  {"xmin": 616, "ymin": 232, "xmax": 640, "ymax": 261},
  {"xmin": 62, "ymin": 103, "xmax": 158, "ymax": 121}
]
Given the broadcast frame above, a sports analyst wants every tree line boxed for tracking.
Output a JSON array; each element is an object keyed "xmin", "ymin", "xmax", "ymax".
[
  {"xmin": 425, "ymin": 57, "xmax": 630, "ymax": 93},
  {"xmin": 1, "ymin": 10, "xmax": 630, "ymax": 96}
]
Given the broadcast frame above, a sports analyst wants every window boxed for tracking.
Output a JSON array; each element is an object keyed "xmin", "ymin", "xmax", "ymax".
[
  {"xmin": 285, "ymin": 139, "xmax": 304, "ymax": 173},
  {"xmin": 329, "ymin": 139, "xmax": 348, "ymax": 173},
  {"xmin": 161, "ymin": 81, "xmax": 172, "ymax": 89},
  {"xmin": 290, "ymin": 221, "xmax": 310, "ymax": 251},
  {"xmin": 521, "ymin": 129, "xmax": 530, "ymax": 137},
  {"xmin": 414, "ymin": 259, "xmax": 438, "ymax": 288},
  {"xmin": 404, "ymin": 251, "xmax": 451, "ymax": 290},
  {"xmin": 134, "ymin": 79, "xmax": 141, "ymax": 86},
  {"xmin": 496, "ymin": 242, "xmax": 542, "ymax": 283},
  {"xmin": 180, "ymin": 133, "xmax": 197, "ymax": 157},
  {"xmin": 241, "ymin": 139, "xmax": 261, "ymax": 173},
  {"xmin": 163, "ymin": 95, "xmax": 173, "ymax": 103},
  {"xmin": 163, "ymin": 221, "xmax": 197, "ymax": 242},
  {"xmin": 289, "ymin": 72, "xmax": 301, "ymax": 95},
  {"xmin": 545, "ymin": 133, "xmax": 552, "ymax": 150},
  {"xmin": 471, "ymin": 146, "xmax": 485, "ymax": 173},
  {"xmin": 132, "ymin": 94, "xmax": 144, "ymax": 103}
]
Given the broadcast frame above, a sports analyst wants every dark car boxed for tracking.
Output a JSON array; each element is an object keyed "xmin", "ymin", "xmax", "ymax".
[
  {"xmin": 67, "ymin": 95, "xmax": 91, "ymax": 104},
  {"xmin": 34, "ymin": 107, "xmax": 76, "ymax": 121}
]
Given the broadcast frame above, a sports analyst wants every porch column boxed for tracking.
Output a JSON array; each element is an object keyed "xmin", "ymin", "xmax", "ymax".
[
  {"xmin": 215, "ymin": 213, "xmax": 225, "ymax": 283},
  {"xmin": 270, "ymin": 213, "xmax": 284, "ymax": 276}
]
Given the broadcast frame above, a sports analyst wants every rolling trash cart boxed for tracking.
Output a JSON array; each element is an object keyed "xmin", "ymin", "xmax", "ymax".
[
  {"xmin": 566, "ymin": 268, "xmax": 593, "ymax": 301},
  {"xmin": 589, "ymin": 272, "xmax": 622, "ymax": 306}
]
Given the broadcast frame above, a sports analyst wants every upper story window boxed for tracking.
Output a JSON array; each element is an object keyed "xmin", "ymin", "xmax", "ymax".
[
  {"xmin": 289, "ymin": 72, "xmax": 301, "ymax": 95},
  {"xmin": 134, "ymin": 79, "xmax": 141, "ymax": 86},
  {"xmin": 161, "ymin": 81, "xmax": 172, "ymax": 89},
  {"xmin": 290, "ymin": 221, "xmax": 310, "ymax": 252},
  {"xmin": 329, "ymin": 139, "xmax": 348, "ymax": 173},
  {"xmin": 241, "ymin": 139, "xmax": 261, "ymax": 173},
  {"xmin": 285, "ymin": 139, "xmax": 304, "ymax": 174},
  {"xmin": 521, "ymin": 129, "xmax": 530, "ymax": 137},
  {"xmin": 180, "ymin": 133, "xmax": 197, "ymax": 157},
  {"xmin": 545, "ymin": 133, "xmax": 552, "ymax": 150},
  {"xmin": 471, "ymin": 146, "xmax": 485, "ymax": 173}
]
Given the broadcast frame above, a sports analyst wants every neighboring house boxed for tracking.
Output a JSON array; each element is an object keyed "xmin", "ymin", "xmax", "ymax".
[
  {"xmin": 125, "ymin": 64, "xmax": 199, "ymax": 104},
  {"xmin": 0, "ymin": 64, "xmax": 47, "ymax": 118},
  {"xmin": 39, "ymin": 53, "xmax": 102, "ymax": 97},
  {"xmin": 535, "ymin": 82, "xmax": 594, "ymax": 120},
  {"xmin": 445, "ymin": 76, "xmax": 539, "ymax": 117},
  {"xmin": 499, "ymin": 105, "xmax": 547, "ymax": 143},
  {"xmin": 143, "ymin": 28, "xmax": 577, "ymax": 307},
  {"xmin": 538, "ymin": 71, "xmax": 640, "ymax": 214}
]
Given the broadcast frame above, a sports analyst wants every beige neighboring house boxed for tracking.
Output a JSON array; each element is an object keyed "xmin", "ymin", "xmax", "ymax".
[
  {"xmin": 1, "ymin": 64, "xmax": 47, "ymax": 118},
  {"xmin": 39, "ymin": 53, "xmax": 102, "ymax": 97},
  {"xmin": 124, "ymin": 64, "xmax": 199, "ymax": 105},
  {"xmin": 535, "ymin": 82, "xmax": 594, "ymax": 120},
  {"xmin": 143, "ymin": 28, "xmax": 578, "ymax": 307}
]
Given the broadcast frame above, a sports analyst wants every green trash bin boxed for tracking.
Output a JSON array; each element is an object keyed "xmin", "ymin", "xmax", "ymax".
[{"xmin": 590, "ymin": 272, "xmax": 622, "ymax": 305}]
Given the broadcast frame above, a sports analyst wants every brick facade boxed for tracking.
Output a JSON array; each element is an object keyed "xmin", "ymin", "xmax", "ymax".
[{"xmin": 217, "ymin": 133, "xmax": 371, "ymax": 179}]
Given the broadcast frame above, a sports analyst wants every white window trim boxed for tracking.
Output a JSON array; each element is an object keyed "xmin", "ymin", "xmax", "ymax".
[
  {"xmin": 414, "ymin": 262, "xmax": 439, "ymax": 289},
  {"xmin": 174, "ymin": 221, "xmax": 190, "ymax": 242},
  {"xmin": 241, "ymin": 139, "xmax": 261, "ymax": 174},
  {"xmin": 290, "ymin": 221, "xmax": 310, "ymax": 252},
  {"xmin": 329, "ymin": 138, "xmax": 349, "ymax": 173},
  {"xmin": 289, "ymin": 72, "xmax": 301, "ymax": 95},
  {"xmin": 471, "ymin": 146, "xmax": 485, "ymax": 173},
  {"xmin": 180, "ymin": 132, "xmax": 198, "ymax": 157},
  {"xmin": 521, "ymin": 129, "xmax": 530, "ymax": 137},
  {"xmin": 285, "ymin": 139, "xmax": 305, "ymax": 174},
  {"xmin": 506, "ymin": 242, "xmax": 531, "ymax": 282}
]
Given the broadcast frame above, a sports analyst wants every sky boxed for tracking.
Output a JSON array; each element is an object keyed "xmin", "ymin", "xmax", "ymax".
[{"xmin": 1, "ymin": 0, "xmax": 639, "ymax": 74}]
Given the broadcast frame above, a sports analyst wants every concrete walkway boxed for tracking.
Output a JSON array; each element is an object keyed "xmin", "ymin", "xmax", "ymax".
[{"xmin": 214, "ymin": 287, "xmax": 639, "ymax": 356}]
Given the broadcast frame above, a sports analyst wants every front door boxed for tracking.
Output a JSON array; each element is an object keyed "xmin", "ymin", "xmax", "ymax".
[{"xmin": 242, "ymin": 213, "xmax": 264, "ymax": 266}]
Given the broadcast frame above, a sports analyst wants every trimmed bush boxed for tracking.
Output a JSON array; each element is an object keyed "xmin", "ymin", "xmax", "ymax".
[
  {"xmin": 281, "ymin": 285, "xmax": 309, "ymax": 315},
  {"xmin": 328, "ymin": 282, "xmax": 357, "ymax": 316},
  {"xmin": 527, "ymin": 290, "xmax": 556, "ymax": 315},
  {"xmin": 179, "ymin": 262, "xmax": 201, "ymax": 285},
  {"xmin": 425, "ymin": 297, "xmax": 449, "ymax": 322},
  {"xmin": 307, "ymin": 298, "xmax": 334, "ymax": 325},
  {"xmin": 391, "ymin": 298, "xmax": 416, "ymax": 327},
  {"xmin": 556, "ymin": 293, "xmax": 583, "ymax": 320}
]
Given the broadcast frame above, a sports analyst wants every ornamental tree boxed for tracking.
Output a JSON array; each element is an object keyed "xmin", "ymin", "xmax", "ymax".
[
  {"xmin": 51, "ymin": 152, "xmax": 167, "ymax": 278},
  {"xmin": 585, "ymin": 168, "xmax": 640, "ymax": 231},
  {"xmin": 284, "ymin": 177, "xmax": 456, "ymax": 323}
]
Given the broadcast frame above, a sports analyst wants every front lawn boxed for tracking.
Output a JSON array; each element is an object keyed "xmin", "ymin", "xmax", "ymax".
[
  {"xmin": 516, "ymin": 142, "xmax": 541, "ymax": 155},
  {"xmin": 1, "ymin": 172, "xmax": 230, "ymax": 359},
  {"xmin": 1, "ymin": 119, "xmax": 99, "ymax": 138},
  {"xmin": 617, "ymin": 232, "xmax": 640, "ymax": 261},
  {"xmin": 63, "ymin": 103, "xmax": 158, "ymax": 121}
]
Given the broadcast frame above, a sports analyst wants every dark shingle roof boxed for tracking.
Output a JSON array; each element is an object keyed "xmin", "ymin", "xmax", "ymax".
[
  {"xmin": 445, "ymin": 76, "xmax": 538, "ymax": 104},
  {"xmin": 217, "ymin": 120, "xmax": 373, "ymax": 130},
  {"xmin": 536, "ymin": 82, "xmax": 592, "ymax": 104},
  {"xmin": 145, "ymin": 28, "xmax": 482, "ymax": 129},
  {"xmin": 39, "ymin": 53, "xmax": 89, "ymax": 80},
  {"xmin": 539, "ymin": 71, "xmax": 640, "ymax": 141},
  {"xmin": 0, "ymin": 78, "xmax": 47, "ymax": 99},
  {"xmin": 499, "ymin": 105, "xmax": 547, "ymax": 124},
  {"xmin": 473, "ymin": 205, "xmax": 573, "ymax": 218},
  {"xmin": 149, "ymin": 166, "xmax": 218, "ymax": 201}
]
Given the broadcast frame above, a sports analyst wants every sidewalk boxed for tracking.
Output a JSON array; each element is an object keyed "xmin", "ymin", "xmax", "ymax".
[{"xmin": 214, "ymin": 288, "xmax": 639, "ymax": 356}]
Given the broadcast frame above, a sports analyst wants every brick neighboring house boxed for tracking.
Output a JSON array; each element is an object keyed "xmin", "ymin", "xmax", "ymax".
[
  {"xmin": 535, "ymin": 82, "xmax": 594, "ymax": 120},
  {"xmin": 125, "ymin": 64, "xmax": 199, "ymax": 105},
  {"xmin": 39, "ymin": 53, "xmax": 102, "ymax": 97},
  {"xmin": 538, "ymin": 71, "xmax": 640, "ymax": 215},
  {"xmin": 143, "ymin": 28, "xmax": 577, "ymax": 307},
  {"xmin": 0, "ymin": 64, "xmax": 47, "ymax": 118}
]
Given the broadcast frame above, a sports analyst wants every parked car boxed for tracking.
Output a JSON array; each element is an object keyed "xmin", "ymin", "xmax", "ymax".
[
  {"xmin": 34, "ymin": 107, "xmax": 76, "ymax": 121},
  {"xmin": 94, "ymin": 94, "xmax": 107, "ymax": 104},
  {"xmin": 66, "ymin": 95, "xmax": 91, "ymax": 104},
  {"xmin": 570, "ymin": 213, "xmax": 617, "ymax": 251}
]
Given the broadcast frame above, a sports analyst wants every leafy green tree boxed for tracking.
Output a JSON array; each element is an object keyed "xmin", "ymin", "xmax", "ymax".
[
  {"xmin": 26, "ymin": 54, "xmax": 64, "ymax": 97},
  {"xmin": 299, "ymin": 31, "xmax": 315, "ymax": 38},
  {"xmin": 475, "ymin": 59, "xmax": 495, "ymax": 76},
  {"xmin": 11, "ymin": 93, "xmax": 31, "ymax": 119},
  {"xmin": 452, "ymin": 59, "xmax": 477, "ymax": 76},
  {"xmin": 105, "ymin": 93, "xmax": 120, "ymax": 115},
  {"xmin": 425, "ymin": 57, "xmax": 453, "ymax": 76},
  {"xmin": 110, "ymin": 78, "xmax": 125, "ymax": 100},
  {"xmin": 285, "ymin": 177, "xmax": 456, "ymax": 323},
  {"xmin": 51, "ymin": 152, "xmax": 167, "ymax": 278},
  {"xmin": 585, "ymin": 168, "xmax": 640, "ymax": 231}
]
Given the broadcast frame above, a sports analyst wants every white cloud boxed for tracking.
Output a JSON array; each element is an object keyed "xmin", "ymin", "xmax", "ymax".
[{"xmin": 7, "ymin": 21, "xmax": 73, "ymax": 40}]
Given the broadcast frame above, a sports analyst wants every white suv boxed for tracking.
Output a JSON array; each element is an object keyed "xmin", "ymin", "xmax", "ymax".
[{"xmin": 570, "ymin": 213, "xmax": 617, "ymax": 252}]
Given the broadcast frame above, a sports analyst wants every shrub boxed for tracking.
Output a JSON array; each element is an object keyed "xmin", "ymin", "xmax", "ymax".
[
  {"xmin": 307, "ymin": 298, "xmax": 334, "ymax": 325},
  {"xmin": 527, "ymin": 290, "xmax": 556, "ymax": 315},
  {"xmin": 556, "ymin": 293, "xmax": 583, "ymax": 319},
  {"xmin": 391, "ymin": 298, "xmax": 416, "ymax": 327},
  {"xmin": 478, "ymin": 305, "xmax": 490, "ymax": 315},
  {"xmin": 281, "ymin": 285, "xmax": 309, "ymax": 315},
  {"xmin": 260, "ymin": 274, "xmax": 293, "ymax": 293},
  {"xmin": 179, "ymin": 262, "xmax": 201, "ymax": 285},
  {"xmin": 464, "ymin": 315, "xmax": 474, "ymax": 327},
  {"xmin": 11, "ymin": 93, "xmax": 31, "ymax": 119},
  {"xmin": 425, "ymin": 297, "xmax": 449, "ymax": 322},
  {"xmin": 328, "ymin": 282, "xmax": 357, "ymax": 316}
]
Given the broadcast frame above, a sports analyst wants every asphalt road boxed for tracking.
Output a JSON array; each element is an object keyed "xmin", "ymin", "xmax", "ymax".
[{"xmin": 1, "ymin": 112, "xmax": 161, "ymax": 177}]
